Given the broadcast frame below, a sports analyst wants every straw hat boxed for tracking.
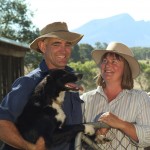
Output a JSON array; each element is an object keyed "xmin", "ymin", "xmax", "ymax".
[
  {"xmin": 30, "ymin": 22, "xmax": 83, "ymax": 52},
  {"xmin": 91, "ymin": 42, "xmax": 140, "ymax": 78}
]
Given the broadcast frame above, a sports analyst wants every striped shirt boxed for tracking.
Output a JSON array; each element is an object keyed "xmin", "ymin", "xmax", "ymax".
[{"xmin": 81, "ymin": 86, "xmax": 150, "ymax": 149}]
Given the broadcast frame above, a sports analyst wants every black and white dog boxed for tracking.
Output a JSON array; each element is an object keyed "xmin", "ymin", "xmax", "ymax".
[{"xmin": 3, "ymin": 69, "xmax": 95, "ymax": 149}]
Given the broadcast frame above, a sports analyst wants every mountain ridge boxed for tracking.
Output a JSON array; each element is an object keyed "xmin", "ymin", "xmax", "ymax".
[{"xmin": 72, "ymin": 13, "xmax": 150, "ymax": 47}]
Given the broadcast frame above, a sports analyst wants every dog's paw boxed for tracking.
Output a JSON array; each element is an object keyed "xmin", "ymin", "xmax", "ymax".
[
  {"xmin": 84, "ymin": 124, "xmax": 95, "ymax": 135},
  {"xmin": 95, "ymin": 135, "xmax": 111, "ymax": 144}
]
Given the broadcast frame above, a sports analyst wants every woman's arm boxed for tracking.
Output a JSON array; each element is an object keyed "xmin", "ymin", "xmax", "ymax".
[{"xmin": 99, "ymin": 112, "xmax": 138, "ymax": 142}]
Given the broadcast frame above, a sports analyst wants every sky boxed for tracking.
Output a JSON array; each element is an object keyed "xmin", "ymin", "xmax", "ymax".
[{"xmin": 26, "ymin": 0, "xmax": 150, "ymax": 30}]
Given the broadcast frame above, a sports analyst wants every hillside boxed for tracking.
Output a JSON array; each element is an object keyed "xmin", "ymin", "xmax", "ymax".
[{"xmin": 73, "ymin": 13, "xmax": 150, "ymax": 47}]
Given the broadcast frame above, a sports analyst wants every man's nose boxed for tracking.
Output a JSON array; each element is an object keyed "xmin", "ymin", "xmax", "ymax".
[{"xmin": 60, "ymin": 44, "xmax": 66, "ymax": 52}]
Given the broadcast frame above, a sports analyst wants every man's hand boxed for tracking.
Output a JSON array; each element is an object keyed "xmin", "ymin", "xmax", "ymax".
[
  {"xmin": 35, "ymin": 137, "xmax": 46, "ymax": 150},
  {"xmin": 26, "ymin": 137, "xmax": 46, "ymax": 150}
]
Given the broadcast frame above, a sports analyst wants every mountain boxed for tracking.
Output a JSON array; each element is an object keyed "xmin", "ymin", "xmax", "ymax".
[{"xmin": 72, "ymin": 13, "xmax": 150, "ymax": 47}]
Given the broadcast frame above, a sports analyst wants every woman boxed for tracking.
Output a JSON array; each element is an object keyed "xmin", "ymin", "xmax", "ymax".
[{"xmin": 81, "ymin": 42, "xmax": 150, "ymax": 149}]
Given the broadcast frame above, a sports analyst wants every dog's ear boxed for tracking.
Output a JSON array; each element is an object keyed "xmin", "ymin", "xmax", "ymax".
[
  {"xmin": 34, "ymin": 75, "xmax": 56, "ymax": 105},
  {"xmin": 48, "ymin": 69, "xmax": 66, "ymax": 79},
  {"xmin": 34, "ymin": 75, "xmax": 53, "ymax": 96}
]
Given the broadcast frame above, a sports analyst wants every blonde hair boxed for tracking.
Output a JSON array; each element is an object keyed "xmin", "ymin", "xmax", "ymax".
[{"xmin": 96, "ymin": 53, "xmax": 133, "ymax": 89}]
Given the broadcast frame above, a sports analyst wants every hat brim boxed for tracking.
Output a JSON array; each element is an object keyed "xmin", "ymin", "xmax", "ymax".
[
  {"xmin": 30, "ymin": 31, "xmax": 83, "ymax": 52},
  {"xmin": 91, "ymin": 50, "xmax": 140, "ymax": 78}
]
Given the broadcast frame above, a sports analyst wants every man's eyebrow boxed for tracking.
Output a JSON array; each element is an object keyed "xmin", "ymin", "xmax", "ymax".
[
  {"xmin": 51, "ymin": 41, "xmax": 72, "ymax": 45},
  {"xmin": 66, "ymin": 41, "xmax": 72, "ymax": 44},
  {"xmin": 51, "ymin": 41, "xmax": 61, "ymax": 44}
]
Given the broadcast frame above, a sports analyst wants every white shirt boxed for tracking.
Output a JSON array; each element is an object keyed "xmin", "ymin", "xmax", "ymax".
[{"xmin": 81, "ymin": 86, "xmax": 150, "ymax": 149}]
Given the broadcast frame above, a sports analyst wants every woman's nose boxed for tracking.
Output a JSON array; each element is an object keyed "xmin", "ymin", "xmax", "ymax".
[{"xmin": 105, "ymin": 61, "xmax": 112, "ymax": 66}]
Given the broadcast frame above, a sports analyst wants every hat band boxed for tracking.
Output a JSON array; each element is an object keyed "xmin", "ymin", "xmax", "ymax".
[
  {"xmin": 41, "ymin": 30, "xmax": 69, "ymax": 35},
  {"xmin": 54, "ymin": 30, "xmax": 69, "ymax": 32}
]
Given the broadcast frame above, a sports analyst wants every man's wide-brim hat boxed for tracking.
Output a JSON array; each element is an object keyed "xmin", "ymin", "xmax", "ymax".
[
  {"xmin": 91, "ymin": 42, "xmax": 140, "ymax": 78},
  {"xmin": 30, "ymin": 22, "xmax": 83, "ymax": 52}
]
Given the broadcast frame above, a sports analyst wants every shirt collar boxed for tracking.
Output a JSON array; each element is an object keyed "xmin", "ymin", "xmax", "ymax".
[
  {"xmin": 96, "ymin": 86, "xmax": 104, "ymax": 94},
  {"xmin": 39, "ymin": 59, "xmax": 74, "ymax": 73},
  {"xmin": 39, "ymin": 59, "xmax": 49, "ymax": 73},
  {"xmin": 95, "ymin": 86, "xmax": 107, "ymax": 99},
  {"xmin": 96, "ymin": 86, "xmax": 129, "ymax": 99}
]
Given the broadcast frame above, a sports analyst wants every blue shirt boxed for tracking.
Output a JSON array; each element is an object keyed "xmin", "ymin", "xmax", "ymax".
[{"xmin": 0, "ymin": 59, "xmax": 82, "ymax": 150}]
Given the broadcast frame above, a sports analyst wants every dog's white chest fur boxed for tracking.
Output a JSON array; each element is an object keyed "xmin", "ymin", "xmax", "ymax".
[{"xmin": 51, "ymin": 91, "xmax": 66, "ymax": 126}]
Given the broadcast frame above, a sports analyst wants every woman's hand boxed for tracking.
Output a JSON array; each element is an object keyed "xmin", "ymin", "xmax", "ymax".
[
  {"xmin": 98, "ymin": 112, "xmax": 138, "ymax": 142},
  {"xmin": 99, "ymin": 112, "xmax": 124, "ymax": 129}
]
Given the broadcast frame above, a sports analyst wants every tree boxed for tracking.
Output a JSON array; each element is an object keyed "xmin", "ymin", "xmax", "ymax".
[
  {"xmin": 70, "ymin": 44, "xmax": 81, "ymax": 62},
  {"xmin": 135, "ymin": 61, "xmax": 150, "ymax": 92},
  {"xmin": 69, "ymin": 60, "xmax": 98, "ymax": 91},
  {"xmin": 0, "ymin": 0, "xmax": 42, "ymax": 71},
  {"xmin": 94, "ymin": 42, "xmax": 107, "ymax": 49},
  {"xmin": 0, "ymin": 0, "xmax": 39, "ymax": 43},
  {"xmin": 132, "ymin": 47, "xmax": 150, "ymax": 60},
  {"xmin": 78, "ymin": 43, "xmax": 94, "ymax": 61}
]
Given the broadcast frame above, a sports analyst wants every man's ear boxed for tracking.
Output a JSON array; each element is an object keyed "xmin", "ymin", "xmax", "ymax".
[{"xmin": 38, "ymin": 41, "xmax": 46, "ymax": 53}]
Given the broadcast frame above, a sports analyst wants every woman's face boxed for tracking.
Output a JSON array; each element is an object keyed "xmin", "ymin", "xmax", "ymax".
[{"xmin": 100, "ymin": 53, "xmax": 124, "ymax": 84}]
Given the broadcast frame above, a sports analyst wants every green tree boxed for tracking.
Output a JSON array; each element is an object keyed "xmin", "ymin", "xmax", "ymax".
[
  {"xmin": 94, "ymin": 42, "xmax": 107, "ymax": 49},
  {"xmin": 0, "ymin": 0, "xmax": 39, "ymax": 43},
  {"xmin": 78, "ymin": 43, "xmax": 94, "ymax": 61},
  {"xmin": 135, "ymin": 61, "xmax": 150, "ymax": 91},
  {"xmin": 132, "ymin": 47, "xmax": 150, "ymax": 60},
  {"xmin": 70, "ymin": 44, "xmax": 81, "ymax": 62},
  {"xmin": 24, "ymin": 51, "xmax": 43, "ymax": 73},
  {"xmin": 0, "ymin": 0, "xmax": 42, "ymax": 71},
  {"xmin": 69, "ymin": 60, "xmax": 98, "ymax": 91}
]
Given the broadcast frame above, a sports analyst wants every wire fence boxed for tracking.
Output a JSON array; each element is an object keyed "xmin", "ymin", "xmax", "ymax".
[{"xmin": 74, "ymin": 122, "xmax": 149, "ymax": 150}]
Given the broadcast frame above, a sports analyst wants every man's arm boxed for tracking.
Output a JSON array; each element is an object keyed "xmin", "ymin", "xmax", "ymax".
[{"xmin": 0, "ymin": 120, "xmax": 46, "ymax": 150}]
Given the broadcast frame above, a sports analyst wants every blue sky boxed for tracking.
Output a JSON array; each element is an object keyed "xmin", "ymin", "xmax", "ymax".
[{"xmin": 26, "ymin": 0, "xmax": 150, "ymax": 30}]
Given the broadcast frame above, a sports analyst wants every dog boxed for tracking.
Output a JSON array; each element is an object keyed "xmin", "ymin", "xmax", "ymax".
[{"xmin": 3, "ymin": 69, "xmax": 95, "ymax": 150}]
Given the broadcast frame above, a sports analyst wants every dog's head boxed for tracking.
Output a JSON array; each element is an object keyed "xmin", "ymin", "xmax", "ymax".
[
  {"xmin": 32, "ymin": 69, "xmax": 83, "ymax": 107},
  {"xmin": 47, "ymin": 69, "xmax": 83, "ymax": 92},
  {"xmin": 34, "ymin": 69, "xmax": 83, "ymax": 105}
]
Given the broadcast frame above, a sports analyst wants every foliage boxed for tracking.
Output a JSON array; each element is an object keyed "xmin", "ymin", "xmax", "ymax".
[
  {"xmin": 70, "ymin": 44, "xmax": 81, "ymax": 62},
  {"xmin": 1, "ymin": 0, "xmax": 150, "ymax": 92},
  {"xmin": 69, "ymin": 61, "xmax": 98, "ymax": 91},
  {"xmin": 70, "ymin": 42, "xmax": 107, "ymax": 63},
  {"xmin": 0, "ymin": 0, "xmax": 39, "ymax": 43},
  {"xmin": 0, "ymin": 0, "xmax": 42, "ymax": 70},
  {"xmin": 94, "ymin": 42, "xmax": 108, "ymax": 49},
  {"xmin": 135, "ymin": 60, "xmax": 150, "ymax": 92},
  {"xmin": 78, "ymin": 43, "xmax": 94, "ymax": 61},
  {"xmin": 132, "ymin": 47, "xmax": 150, "ymax": 60},
  {"xmin": 69, "ymin": 59, "xmax": 150, "ymax": 92},
  {"xmin": 24, "ymin": 50, "xmax": 43, "ymax": 73}
]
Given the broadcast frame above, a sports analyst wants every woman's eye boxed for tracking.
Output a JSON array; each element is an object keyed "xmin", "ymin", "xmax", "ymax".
[
  {"xmin": 102, "ymin": 59, "xmax": 107, "ymax": 64},
  {"xmin": 112, "ymin": 60, "xmax": 118, "ymax": 64},
  {"xmin": 53, "ymin": 44, "xmax": 60, "ymax": 46}
]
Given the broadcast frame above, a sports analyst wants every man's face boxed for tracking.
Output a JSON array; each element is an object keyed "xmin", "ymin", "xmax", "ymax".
[{"xmin": 39, "ymin": 38, "xmax": 72, "ymax": 69}]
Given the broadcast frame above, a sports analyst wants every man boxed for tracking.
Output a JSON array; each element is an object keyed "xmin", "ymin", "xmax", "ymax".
[{"xmin": 0, "ymin": 22, "xmax": 83, "ymax": 150}]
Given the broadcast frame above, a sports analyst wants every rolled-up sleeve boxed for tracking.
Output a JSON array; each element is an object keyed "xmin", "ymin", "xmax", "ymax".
[
  {"xmin": 134, "ymin": 125, "xmax": 150, "ymax": 147},
  {"xmin": 134, "ymin": 92, "xmax": 150, "ymax": 147}
]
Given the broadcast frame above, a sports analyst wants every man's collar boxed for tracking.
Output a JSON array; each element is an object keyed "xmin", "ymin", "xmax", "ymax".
[{"xmin": 39, "ymin": 59, "xmax": 74, "ymax": 73}]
